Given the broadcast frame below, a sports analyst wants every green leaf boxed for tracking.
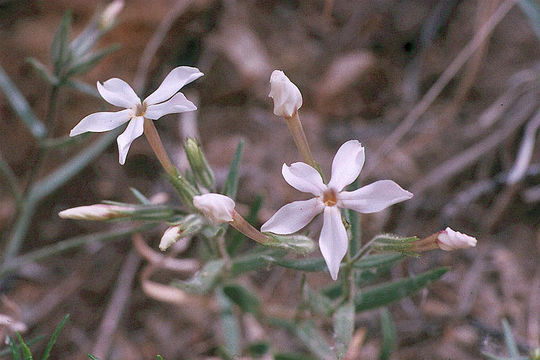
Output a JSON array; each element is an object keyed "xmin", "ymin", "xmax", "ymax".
[
  {"xmin": 41, "ymin": 134, "xmax": 88, "ymax": 149},
  {"xmin": 378, "ymin": 309, "xmax": 396, "ymax": 360},
  {"xmin": 8, "ymin": 336, "xmax": 22, "ymax": 360},
  {"xmin": 51, "ymin": 11, "xmax": 72, "ymax": 74},
  {"xmin": 355, "ymin": 256, "xmax": 403, "ymax": 288},
  {"xmin": 333, "ymin": 301, "xmax": 354, "ymax": 360},
  {"xmin": 265, "ymin": 256, "xmax": 327, "ymax": 272},
  {"xmin": 274, "ymin": 354, "xmax": 316, "ymax": 360},
  {"xmin": 480, "ymin": 353, "xmax": 507, "ymax": 360},
  {"xmin": 294, "ymin": 321, "xmax": 336, "ymax": 360},
  {"xmin": 274, "ymin": 353, "xmax": 313, "ymax": 360},
  {"xmin": 66, "ymin": 44, "xmax": 120, "ymax": 77},
  {"xmin": 26, "ymin": 58, "xmax": 58, "ymax": 85},
  {"xmin": 230, "ymin": 247, "xmax": 286, "ymax": 277},
  {"xmin": 246, "ymin": 342, "xmax": 269, "ymax": 357},
  {"xmin": 353, "ymin": 253, "xmax": 404, "ymax": 269},
  {"xmin": 216, "ymin": 287, "xmax": 242, "ymax": 357},
  {"xmin": 0, "ymin": 65, "xmax": 47, "ymax": 139},
  {"xmin": 223, "ymin": 140, "xmax": 244, "ymax": 200},
  {"xmin": 355, "ymin": 267, "xmax": 448, "ymax": 312},
  {"xmin": 222, "ymin": 283, "xmax": 260, "ymax": 315},
  {"xmin": 41, "ymin": 314, "xmax": 69, "ymax": 360},
  {"xmin": 156, "ymin": 356, "xmax": 164, "ymax": 360},
  {"xmin": 1, "ymin": 224, "xmax": 155, "ymax": 277},
  {"xmin": 129, "ymin": 187, "xmax": 151, "ymax": 205},
  {"xmin": 65, "ymin": 79, "xmax": 100, "ymax": 98},
  {"xmin": 87, "ymin": 355, "xmax": 100, "ymax": 360},
  {"xmin": 17, "ymin": 334, "xmax": 33, "ymax": 360},
  {"xmin": 172, "ymin": 260, "xmax": 224, "ymax": 294},
  {"xmin": 502, "ymin": 319, "xmax": 520, "ymax": 358},
  {"xmin": 0, "ymin": 336, "xmax": 44, "ymax": 358},
  {"xmin": 519, "ymin": 0, "xmax": 540, "ymax": 40},
  {"xmin": 302, "ymin": 283, "xmax": 335, "ymax": 317}
]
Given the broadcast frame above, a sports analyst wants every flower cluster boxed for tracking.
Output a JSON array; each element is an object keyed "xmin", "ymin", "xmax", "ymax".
[{"xmin": 62, "ymin": 66, "xmax": 478, "ymax": 281}]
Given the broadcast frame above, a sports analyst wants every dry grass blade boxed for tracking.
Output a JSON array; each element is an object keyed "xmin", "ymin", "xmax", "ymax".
[
  {"xmin": 132, "ymin": 233, "xmax": 199, "ymax": 273},
  {"xmin": 366, "ymin": 0, "xmax": 519, "ymax": 176},
  {"xmin": 91, "ymin": 249, "xmax": 141, "ymax": 359}
]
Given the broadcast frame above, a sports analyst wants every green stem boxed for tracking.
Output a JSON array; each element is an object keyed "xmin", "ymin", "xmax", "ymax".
[
  {"xmin": 24, "ymin": 85, "xmax": 59, "ymax": 191},
  {"xmin": 0, "ymin": 152, "xmax": 22, "ymax": 208},
  {"xmin": 2, "ymin": 132, "xmax": 116, "ymax": 265},
  {"xmin": 350, "ymin": 236, "xmax": 379, "ymax": 264},
  {"xmin": 0, "ymin": 223, "xmax": 155, "ymax": 278}
]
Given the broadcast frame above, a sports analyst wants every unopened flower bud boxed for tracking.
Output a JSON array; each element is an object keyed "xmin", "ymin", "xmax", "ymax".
[
  {"xmin": 99, "ymin": 0, "xmax": 124, "ymax": 29},
  {"xmin": 437, "ymin": 227, "xmax": 477, "ymax": 251},
  {"xmin": 159, "ymin": 226, "xmax": 182, "ymax": 251},
  {"xmin": 184, "ymin": 138, "xmax": 215, "ymax": 190},
  {"xmin": 269, "ymin": 70, "xmax": 302, "ymax": 118},
  {"xmin": 59, "ymin": 204, "xmax": 131, "ymax": 221},
  {"xmin": 159, "ymin": 214, "xmax": 204, "ymax": 251},
  {"xmin": 193, "ymin": 193, "xmax": 235, "ymax": 225}
]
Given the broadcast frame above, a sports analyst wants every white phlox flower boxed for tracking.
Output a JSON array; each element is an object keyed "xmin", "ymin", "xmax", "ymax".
[
  {"xmin": 193, "ymin": 193, "xmax": 235, "ymax": 225},
  {"xmin": 437, "ymin": 227, "xmax": 477, "ymax": 251},
  {"xmin": 70, "ymin": 66, "xmax": 203, "ymax": 164},
  {"xmin": 261, "ymin": 140, "xmax": 413, "ymax": 280},
  {"xmin": 269, "ymin": 70, "xmax": 302, "ymax": 118}
]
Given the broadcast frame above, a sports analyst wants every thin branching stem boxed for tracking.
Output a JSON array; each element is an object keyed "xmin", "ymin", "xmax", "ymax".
[
  {"xmin": 350, "ymin": 236, "xmax": 379, "ymax": 264},
  {"xmin": 0, "ymin": 152, "xmax": 22, "ymax": 207}
]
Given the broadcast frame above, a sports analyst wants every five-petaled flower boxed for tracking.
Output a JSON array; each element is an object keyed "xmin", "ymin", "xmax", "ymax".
[
  {"xmin": 261, "ymin": 140, "xmax": 413, "ymax": 280},
  {"xmin": 70, "ymin": 66, "xmax": 203, "ymax": 164}
]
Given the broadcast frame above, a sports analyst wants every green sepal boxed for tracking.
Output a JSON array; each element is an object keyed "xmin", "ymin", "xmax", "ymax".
[
  {"xmin": 184, "ymin": 137, "xmax": 215, "ymax": 191},
  {"xmin": 265, "ymin": 233, "xmax": 316, "ymax": 254}
]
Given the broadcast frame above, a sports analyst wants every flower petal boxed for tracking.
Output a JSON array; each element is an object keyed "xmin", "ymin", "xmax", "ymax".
[
  {"xmin": 261, "ymin": 198, "xmax": 323, "ymax": 234},
  {"xmin": 327, "ymin": 140, "xmax": 365, "ymax": 191},
  {"xmin": 282, "ymin": 162, "xmax": 326, "ymax": 196},
  {"xmin": 319, "ymin": 206, "xmax": 348, "ymax": 280},
  {"xmin": 116, "ymin": 116, "xmax": 144, "ymax": 165},
  {"xmin": 143, "ymin": 66, "xmax": 203, "ymax": 105},
  {"xmin": 144, "ymin": 92, "xmax": 197, "ymax": 120},
  {"xmin": 339, "ymin": 180, "xmax": 413, "ymax": 213},
  {"xmin": 70, "ymin": 109, "xmax": 131, "ymax": 136},
  {"xmin": 97, "ymin": 78, "xmax": 140, "ymax": 108}
]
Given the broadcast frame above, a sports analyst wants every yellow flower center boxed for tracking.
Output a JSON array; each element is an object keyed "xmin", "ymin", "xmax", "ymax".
[
  {"xmin": 134, "ymin": 102, "xmax": 147, "ymax": 117},
  {"xmin": 322, "ymin": 188, "xmax": 338, "ymax": 206}
]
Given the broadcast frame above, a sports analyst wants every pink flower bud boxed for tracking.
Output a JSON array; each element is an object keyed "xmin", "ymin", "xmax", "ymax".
[{"xmin": 437, "ymin": 227, "xmax": 477, "ymax": 251}]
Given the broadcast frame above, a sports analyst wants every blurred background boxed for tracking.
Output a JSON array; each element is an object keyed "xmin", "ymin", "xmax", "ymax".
[{"xmin": 0, "ymin": 0, "xmax": 539, "ymax": 358}]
